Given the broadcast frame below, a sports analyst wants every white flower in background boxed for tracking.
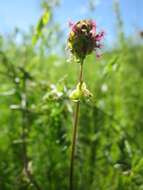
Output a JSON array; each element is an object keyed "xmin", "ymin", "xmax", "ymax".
[{"xmin": 101, "ymin": 83, "xmax": 108, "ymax": 92}]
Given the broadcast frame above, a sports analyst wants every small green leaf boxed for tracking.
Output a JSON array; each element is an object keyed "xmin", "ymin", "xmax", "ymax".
[
  {"xmin": 42, "ymin": 11, "xmax": 50, "ymax": 25},
  {"xmin": 32, "ymin": 9, "xmax": 51, "ymax": 45}
]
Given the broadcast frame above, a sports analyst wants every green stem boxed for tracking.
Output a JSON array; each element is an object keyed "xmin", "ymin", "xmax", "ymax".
[{"xmin": 69, "ymin": 61, "xmax": 83, "ymax": 190}]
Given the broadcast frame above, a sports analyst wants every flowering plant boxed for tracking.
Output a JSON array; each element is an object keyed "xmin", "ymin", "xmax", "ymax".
[
  {"xmin": 67, "ymin": 19, "xmax": 104, "ymax": 190},
  {"xmin": 68, "ymin": 20, "xmax": 104, "ymax": 61}
]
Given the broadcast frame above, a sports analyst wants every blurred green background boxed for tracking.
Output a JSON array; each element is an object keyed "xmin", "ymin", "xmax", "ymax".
[{"xmin": 0, "ymin": 0, "xmax": 143, "ymax": 190}]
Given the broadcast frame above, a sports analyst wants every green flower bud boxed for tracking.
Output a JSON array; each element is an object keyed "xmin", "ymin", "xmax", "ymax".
[{"xmin": 69, "ymin": 82, "xmax": 93, "ymax": 102}]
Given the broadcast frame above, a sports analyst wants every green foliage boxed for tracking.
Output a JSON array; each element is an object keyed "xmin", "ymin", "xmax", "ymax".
[{"xmin": 0, "ymin": 2, "xmax": 143, "ymax": 190}]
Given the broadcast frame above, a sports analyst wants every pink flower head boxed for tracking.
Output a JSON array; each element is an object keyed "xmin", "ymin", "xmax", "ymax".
[{"xmin": 67, "ymin": 19, "xmax": 105, "ymax": 60}]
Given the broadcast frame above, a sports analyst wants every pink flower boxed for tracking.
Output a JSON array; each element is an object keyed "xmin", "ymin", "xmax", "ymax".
[
  {"xmin": 95, "ymin": 31, "xmax": 105, "ymax": 41},
  {"xmin": 68, "ymin": 21, "xmax": 78, "ymax": 33},
  {"xmin": 89, "ymin": 20, "xmax": 96, "ymax": 28},
  {"xmin": 68, "ymin": 19, "xmax": 105, "ymax": 60}
]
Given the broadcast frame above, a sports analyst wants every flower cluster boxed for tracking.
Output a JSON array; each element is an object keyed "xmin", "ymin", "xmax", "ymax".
[{"xmin": 67, "ymin": 19, "xmax": 104, "ymax": 61}]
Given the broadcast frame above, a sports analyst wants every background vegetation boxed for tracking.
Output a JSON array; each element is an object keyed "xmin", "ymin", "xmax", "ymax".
[{"xmin": 0, "ymin": 0, "xmax": 143, "ymax": 189}]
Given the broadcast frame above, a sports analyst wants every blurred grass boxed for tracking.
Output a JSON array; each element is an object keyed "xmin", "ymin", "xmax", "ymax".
[{"xmin": 0, "ymin": 1, "xmax": 143, "ymax": 190}]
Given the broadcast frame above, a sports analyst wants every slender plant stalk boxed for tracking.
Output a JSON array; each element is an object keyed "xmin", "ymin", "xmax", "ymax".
[{"xmin": 69, "ymin": 61, "xmax": 83, "ymax": 190}]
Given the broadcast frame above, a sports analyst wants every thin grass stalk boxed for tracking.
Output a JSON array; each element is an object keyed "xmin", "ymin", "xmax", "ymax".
[{"xmin": 69, "ymin": 60, "xmax": 83, "ymax": 190}]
